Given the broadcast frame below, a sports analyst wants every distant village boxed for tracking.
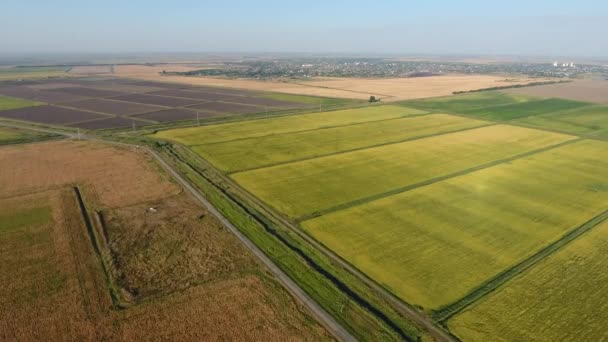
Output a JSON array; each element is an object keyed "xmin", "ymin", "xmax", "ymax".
[{"xmin": 169, "ymin": 57, "xmax": 608, "ymax": 79}]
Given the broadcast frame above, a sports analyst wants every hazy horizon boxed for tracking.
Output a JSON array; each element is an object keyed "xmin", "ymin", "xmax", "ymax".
[{"xmin": 2, "ymin": 0, "xmax": 607, "ymax": 58}]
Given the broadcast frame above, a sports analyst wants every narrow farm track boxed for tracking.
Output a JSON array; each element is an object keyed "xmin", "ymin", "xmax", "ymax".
[{"xmin": 0, "ymin": 122, "xmax": 355, "ymax": 342}]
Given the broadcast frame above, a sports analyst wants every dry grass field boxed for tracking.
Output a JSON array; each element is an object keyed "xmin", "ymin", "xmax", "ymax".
[
  {"xmin": 297, "ymin": 75, "xmax": 547, "ymax": 101},
  {"xmin": 502, "ymin": 79, "xmax": 608, "ymax": 104},
  {"xmin": 0, "ymin": 140, "xmax": 331, "ymax": 341},
  {"xmin": 68, "ymin": 65, "xmax": 113, "ymax": 74}
]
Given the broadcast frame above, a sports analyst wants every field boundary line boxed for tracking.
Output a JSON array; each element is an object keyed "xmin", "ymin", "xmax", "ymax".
[
  {"xmin": 228, "ymin": 122, "xmax": 494, "ymax": 174},
  {"xmin": 297, "ymin": 137, "xmax": 583, "ymax": 222},
  {"xmin": 192, "ymin": 112, "xmax": 433, "ymax": 147},
  {"xmin": 174, "ymin": 144, "xmax": 456, "ymax": 342},
  {"xmin": 434, "ymin": 209, "xmax": 608, "ymax": 323},
  {"xmin": 185, "ymin": 107, "xmax": 430, "ymax": 147}
]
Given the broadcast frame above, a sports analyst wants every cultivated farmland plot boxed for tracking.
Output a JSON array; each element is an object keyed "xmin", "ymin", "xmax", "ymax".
[
  {"xmin": 163, "ymin": 91, "xmax": 608, "ymax": 341},
  {"xmin": 449, "ymin": 218, "xmax": 608, "ymax": 342},
  {"xmin": 155, "ymin": 105, "xmax": 427, "ymax": 145},
  {"xmin": 515, "ymin": 104, "xmax": 608, "ymax": 139},
  {"xmin": 233, "ymin": 125, "xmax": 573, "ymax": 218},
  {"xmin": 301, "ymin": 140, "xmax": 608, "ymax": 309},
  {"xmin": 193, "ymin": 114, "xmax": 487, "ymax": 172},
  {"xmin": 0, "ymin": 77, "xmax": 341, "ymax": 129}
]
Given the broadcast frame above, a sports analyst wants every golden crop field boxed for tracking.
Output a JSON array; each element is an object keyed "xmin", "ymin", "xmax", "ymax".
[
  {"xmin": 154, "ymin": 105, "xmax": 426, "ymax": 145},
  {"xmin": 232, "ymin": 125, "xmax": 573, "ymax": 218},
  {"xmin": 194, "ymin": 114, "xmax": 486, "ymax": 172},
  {"xmin": 301, "ymin": 139, "xmax": 608, "ymax": 309},
  {"xmin": 448, "ymin": 218, "xmax": 608, "ymax": 342}
]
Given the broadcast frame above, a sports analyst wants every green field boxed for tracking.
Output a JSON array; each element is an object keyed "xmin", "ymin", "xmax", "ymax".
[
  {"xmin": 449, "ymin": 218, "xmax": 608, "ymax": 342},
  {"xmin": 515, "ymin": 104, "xmax": 608, "ymax": 139},
  {"xmin": 153, "ymin": 105, "xmax": 427, "ymax": 145},
  {"xmin": 464, "ymin": 98, "xmax": 590, "ymax": 120},
  {"xmin": 232, "ymin": 125, "xmax": 573, "ymax": 218},
  {"xmin": 405, "ymin": 92, "xmax": 532, "ymax": 113},
  {"xmin": 405, "ymin": 91, "xmax": 591, "ymax": 121},
  {"xmin": 0, "ymin": 128, "xmax": 25, "ymax": 142},
  {"xmin": 0, "ymin": 95, "xmax": 42, "ymax": 112},
  {"xmin": 194, "ymin": 114, "xmax": 487, "ymax": 172},
  {"xmin": 0, "ymin": 66, "xmax": 67, "ymax": 81},
  {"xmin": 301, "ymin": 139, "xmax": 608, "ymax": 309},
  {"xmin": 0, "ymin": 126, "xmax": 58, "ymax": 145}
]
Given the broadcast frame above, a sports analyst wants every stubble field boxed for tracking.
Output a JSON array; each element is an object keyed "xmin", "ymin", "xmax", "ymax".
[{"xmin": 0, "ymin": 140, "xmax": 331, "ymax": 341}]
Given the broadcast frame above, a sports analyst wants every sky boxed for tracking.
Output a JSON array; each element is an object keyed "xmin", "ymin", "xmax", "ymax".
[{"xmin": 2, "ymin": 0, "xmax": 607, "ymax": 57}]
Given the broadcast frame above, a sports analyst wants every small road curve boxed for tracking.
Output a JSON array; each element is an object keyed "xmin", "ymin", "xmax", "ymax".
[{"xmin": 0, "ymin": 121, "xmax": 355, "ymax": 342}]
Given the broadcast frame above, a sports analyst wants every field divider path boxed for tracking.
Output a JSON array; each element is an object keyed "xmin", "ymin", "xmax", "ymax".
[
  {"xmin": 227, "ymin": 122, "xmax": 495, "ymax": 175},
  {"xmin": 188, "ymin": 111, "xmax": 432, "ymax": 147},
  {"xmin": 176, "ymin": 145, "xmax": 456, "ymax": 342},
  {"xmin": 434, "ymin": 209, "xmax": 608, "ymax": 323},
  {"xmin": 296, "ymin": 137, "xmax": 583, "ymax": 222}
]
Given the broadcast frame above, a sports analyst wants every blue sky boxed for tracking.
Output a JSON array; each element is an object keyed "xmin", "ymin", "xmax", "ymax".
[{"xmin": 2, "ymin": 0, "xmax": 607, "ymax": 56}]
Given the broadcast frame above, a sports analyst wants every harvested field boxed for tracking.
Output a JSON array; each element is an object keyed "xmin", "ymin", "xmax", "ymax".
[
  {"xmin": 298, "ymin": 75, "xmax": 548, "ymax": 101},
  {"xmin": 0, "ymin": 140, "xmax": 330, "ymax": 340},
  {"xmin": 189, "ymin": 101, "xmax": 263, "ymax": 114},
  {"xmin": 53, "ymin": 87, "xmax": 128, "ymax": 98},
  {"xmin": 233, "ymin": 125, "xmax": 573, "ymax": 218},
  {"xmin": 154, "ymin": 105, "xmax": 426, "ymax": 145},
  {"xmin": 302, "ymin": 139, "xmax": 608, "ymax": 309},
  {"xmin": 502, "ymin": 79, "xmax": 608, "ymax": 104},
  {"xmin": 112, "ymin": 93, "xmax": 204, "ymax": 107},
  {"xmin": 195, "ymin": 114, "xmax": 487, "ymax": 172},
  {"xmin": 121, "ymin": 74, "xmax": 382, "ymax": 99},
  {"xmin": 125, "ymin": 80, "xmax": 190, "ymax": 89},
  {"xmin": 62, "ymin": 98, "xmax": 164, "ymax": 115},
  {"xmin": 515, "ymin": 105, "xmax": 608, "ymax": 139},
  {"xmin": 0, "ymin": 95, "xmax": 41, "ymax": 111},
  {"xmin": 84, "ymin": 83, "xmax": 166, "ymax": 93},
  {"xmin": 26, "ymin": 82, "xmax": 78, "ymax": 90},
  {"xmin": 0, "ymin": 189, "xmax": 111, "ymax": 341},
  {"xmin": 183, "ymin": 85, "xmax": 256, "ymax": 96},
  {"xmin": 449, "ymin": 219, "xmax": 608, "ymax": 342},
  {"xmin": 69, "ymin": 116, "xmax": 152, "ymax": 130},
  {"xmin": 227, "ymin": 95, "xmax": 314, "ymax": 108},
  {"xmin": 0, "ymin": 105, "xmax": 109, "ymax": 125},
  {"xmin": 148, "ymin": 89, "xmax": 240, "ymax": 101},
  {"xmin": 68, "ymin": 65, "xmax": 113, "ymax": 74},
  {"xmin": 131, "ymin": 108, "xmax": 217, "ymax": 123},
  {"xmin": 0, "ymin": 86, "xmax": 90, "ymax": 103},
  {"xmin": 0, "ymin": 66, "xmax": 68, "ymax": 80},
  {"xmin": 0, "ymin": 141, "xmax": 178, "ymax": 207},
  {"xmin": 118, "ymin": 275, "xmax": 331, "ymax": 341},
  {"xmin": 125, "ymin": 74, "xmax": 545, "ymax": 101}
]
